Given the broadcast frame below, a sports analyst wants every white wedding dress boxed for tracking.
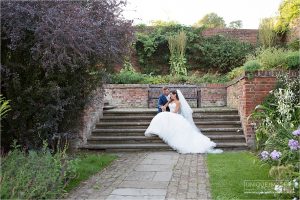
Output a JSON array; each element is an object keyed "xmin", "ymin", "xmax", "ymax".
[{"xmin": 145, "ymin": 90, "xmax": 223, "ymax": 154}]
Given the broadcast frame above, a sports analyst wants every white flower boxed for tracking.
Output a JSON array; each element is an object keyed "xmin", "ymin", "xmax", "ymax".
[
  {"xmin": 293, "ymin": 179, "xmax": 299, "ymax": 188},
  {"xmin": 274, "ymin": 185, "xmax": 283, "ymax": 193}
]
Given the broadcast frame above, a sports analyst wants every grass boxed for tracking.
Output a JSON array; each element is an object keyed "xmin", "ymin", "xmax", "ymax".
[
  {"xmin": 64, "ymin": 153, "xmax": 116, "ymax": 192},
  {"xmin": 206, "ymin": 151, "xmax": 277, "ymax": 200}
]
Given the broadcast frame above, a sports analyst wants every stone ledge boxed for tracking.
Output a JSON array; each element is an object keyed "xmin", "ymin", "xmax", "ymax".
[{"xmin": 226, "ymin": 70, "xmax": 300, "ymax": 87}]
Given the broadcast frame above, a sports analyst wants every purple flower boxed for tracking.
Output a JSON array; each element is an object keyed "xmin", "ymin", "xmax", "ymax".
[
  {"xmin": 288, "ymin": 139, "xmax": 299, "ymax": 151},
  {"xmin": 292, "ymin": 129, "xmax": 300, "ymax": 136},
  {"xmin": 260, "ymin": 151, "xmax": 269, "ymax": 160},
  {"xmin": 270, "ymin": 150, "xmax": 282, "ymax": 160}
]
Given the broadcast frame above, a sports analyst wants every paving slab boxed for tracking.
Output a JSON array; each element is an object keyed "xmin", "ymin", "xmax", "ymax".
[{"xmin": 66, "ymin": 152, "xmax": 212, "ymax": 200}]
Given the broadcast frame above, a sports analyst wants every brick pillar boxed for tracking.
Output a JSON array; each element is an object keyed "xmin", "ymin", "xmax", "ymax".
[{"xmin": 227, "ymin": 70, "xmax": 299, "ymax": 148}]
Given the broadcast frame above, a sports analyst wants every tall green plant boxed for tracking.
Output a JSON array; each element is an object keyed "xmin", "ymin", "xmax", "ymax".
[
  {"xmin": 258, "ymin": 18, "xmax": 277, "ymax": 48},
  {"xmin": 168, "ymin": 31, "xmax": 188, "ymax": 75}
]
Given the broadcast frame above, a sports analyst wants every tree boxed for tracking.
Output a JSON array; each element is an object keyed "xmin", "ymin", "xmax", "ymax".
[
  {"xmin": 1, "ymin": 1, "xmax": 133, "ymax": 150},
  {"xmin": 194, "ymin": 13, "xmax": 226, "ymax": 28},
  {"xmin": 228, "ymin": 20, "xmax": 243, "ymax": 29},
  {"xmin": 275, "ymin": 0, "xmax": 300, "ymax": 33}
]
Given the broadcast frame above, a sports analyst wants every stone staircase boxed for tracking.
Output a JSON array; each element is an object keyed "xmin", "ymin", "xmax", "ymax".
[{"xmin": 81, "ymin": 108, "xmax": 248, "ymax": 151}]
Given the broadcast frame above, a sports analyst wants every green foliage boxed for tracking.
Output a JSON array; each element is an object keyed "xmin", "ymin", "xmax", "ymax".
[
  {"xmin": 168, "ymin": 31, "xmax": 188, "ymax": 75},
  {"xmin": 258, "ymin": 18, "xmax": 277, "ymax": 48},
  {"xmin": 0, "ymin": 141, "xmax": 78, "ymax": 199},
  {"xmin": 287, "ymin": 38, "xmax": 300, "ymax": 51},
  {"xmin": 243, "ymin": 60, "xmax": 262, "ymax": 71},
  {"xmin": 135, "ymin": 24, "xmax": 202, "ymax": 74},
  {"xmin": 252, "ymin": 47, "xmax": 299, "ymax": 69},
  {"xmin": 111, "ymin": 71, "xmax": 228, "ymax": 84},
  {"xmin": 196, "ymin": 35, "xmax": 254, "ymax": 72},
  {"xmin": 1, "ymin": 1, "xmax": 133, "ymax": 150},
  {"xmin": 285, "ymin": 51, "xmax": 300, "ymax": 69},
  {"xmin": 0, "ymin": 95, "xmax": 11, "ymax": 119},
  {"xmin": 194, "ymin": 12, "xmax": 226, "ymax": 28},
  {"xmin": 111, "ymin": 62, "xmax": 145, "ymax": 84},
  {"xmin": 226, "ymin": 66, "xmax": 244, "ymax": 80},
  {"xmin": 135, "ymin": 25, "xmax": 254, "ymax": 74},
  {"xmin": 257, "ymin": 47, "xmax": 288, "ymax": 69},
  {"xmin": 227, "ymin": 60, "xmax": 262, "ymax": 80},
  {"xmin": 275, "ymin": 0, "xmax": 300, "ymax": 33}
]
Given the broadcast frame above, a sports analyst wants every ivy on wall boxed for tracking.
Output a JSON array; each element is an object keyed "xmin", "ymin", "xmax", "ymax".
[{"xmin": 134, "ymin": 25, "xmax": 255, "ymax": 74}]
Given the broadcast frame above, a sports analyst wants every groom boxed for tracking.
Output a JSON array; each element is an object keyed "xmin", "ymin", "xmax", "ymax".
[{"xmin": 157, "ymin": 86, "xmax": 170, "ymax": 113}]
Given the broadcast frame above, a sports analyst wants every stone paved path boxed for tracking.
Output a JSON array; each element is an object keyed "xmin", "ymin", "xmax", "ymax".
[{"xmin": 67, "ymin": 152, "xmax": 211, "ymax": 200}]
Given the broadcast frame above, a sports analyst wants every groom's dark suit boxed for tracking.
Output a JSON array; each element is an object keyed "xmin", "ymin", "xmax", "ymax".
[{"xmin": 157, "ymin": 94, "xmax": 170, "ymax": 113}]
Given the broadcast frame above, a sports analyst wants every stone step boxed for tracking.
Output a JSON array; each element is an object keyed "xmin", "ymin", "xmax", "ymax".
[
  {"xmin": 103, "ymin": 105, "xmax": 117, "ymax": 110},
  {"xmin": 103, "ymin": 109, "xmax": 238, "ymax": 116},
  {"xmin": 91, "ymin": 128, "xmax": 244, "ymax": 137},
  {"xmin": 100, "ymin": 115, "xmax": 240, "ymax": 122},
  {"xmin": 87, "ymin": 135, "xmax": 246, "ymax": 144},
  {"xmin": 80, "ymin": 142, "xmax": 248, "ymax": 151},
  {"xmin": 88, "ymin": 136, "xmax": 164, "ymax": 144},
  {"xmin": 96, "ymin": 121, "xmax": 242, "ymax": 129},
  {"xmin": 87, "ymin": 107, "xmax": 246, "ymax": 151},
  {"xmin": 91, "ymin": 131, "xmax": 244, "ymax": 137},
  {"xmin": 92, "ymin": 127, "xmax": 243, "ymax": 133}
]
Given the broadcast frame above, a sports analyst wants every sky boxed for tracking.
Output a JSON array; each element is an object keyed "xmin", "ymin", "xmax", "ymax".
[{"xmin": 122, "ymin": 0, "xmax": 282, "ymax": 29}]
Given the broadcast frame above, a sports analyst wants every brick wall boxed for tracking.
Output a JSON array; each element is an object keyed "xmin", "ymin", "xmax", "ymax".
[
  {"xmin": 200, "ymin": 84, "xmax": 227, "ymax": 107},
  {"xmin": 73, "ymin": 87, "xmax": 104, "ymax": 149},
  {"xmin": 104, "ymin": 84, "xmax": 227, "ymax": 108},
  {"xmin": 202, "ymin": 28, "xmax": 258, "ymax": 45},
  {"xmin": 226, "ymin": 70, "xmax": 300, "ymax": 147},
  {"xmin": 104, "ymin": 84, "xmax": 149, "ymax": 108}
]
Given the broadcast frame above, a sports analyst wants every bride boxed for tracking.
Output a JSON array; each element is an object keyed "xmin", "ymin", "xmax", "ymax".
[{"xmin": 145, "ymin": 90, "xmax": 223, "ymax": 154}]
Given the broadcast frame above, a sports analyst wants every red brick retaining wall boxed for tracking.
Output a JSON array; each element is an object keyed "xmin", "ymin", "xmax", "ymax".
[
  {"xmin": 104, "ymin": 84, "xmax": 149, "ymax": 108},
  {"xmin": 104, "ymin": 84, "xmax": 227, "ymax": 108},
  {"xmin": 227, "ymin": 70, "xmax": 300, "ymax": 146}
]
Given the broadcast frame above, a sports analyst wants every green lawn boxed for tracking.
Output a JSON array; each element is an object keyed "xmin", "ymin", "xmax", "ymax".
[
  {"xmin": 65, "ymin": 153, "xmax": 116, "ymax": 192},
  {"xmin": 206, "ymin": 151, "xmax": 277, "ymax": 200}
]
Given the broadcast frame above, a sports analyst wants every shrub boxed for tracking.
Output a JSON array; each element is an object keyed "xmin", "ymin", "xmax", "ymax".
[
  {"xmin": 244, "ymin": 47, "xmax": 299, "ymax": 70},
  {"xmin": 226, "ymin": 60, "xmax": 262, "ymax": 80},
  {"xmin": 285, "ymin": 51, "xmax": 300, "ymax": 69},
  {"xmin": 256, "ymin": 47, "xmax": 290, "ymax": 69},
  {"xmin": 0, "ymin": 142, "xmax": 78, "ymax": 199},
  {"xmin": 194, "ymin": 35, "xmax": 254, "ymax": 72},
  {"xmin": 1, "ymin": 1, "xmax": 133, "ymax": 150},
  {"xmin": 287, "ymin": 39, "xmax": 300, "ymax": 51},
  {"xmin": 243, "ymin": 60, "xmax": 262, "ymax": 71},
  {"xmin": 226, "ymin": 66, "xmax": 244, "ymax": 80},
  {"xmin": 111, "ymin": 62, "xmax": 146, "ymax": 84},
  {"xmin": 112, "ymin": 71, "xmax": 146, "ymax": 84},
  {"xmin": 110, "ymin": 72, "xmax": 228, "ymax": 84}
]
